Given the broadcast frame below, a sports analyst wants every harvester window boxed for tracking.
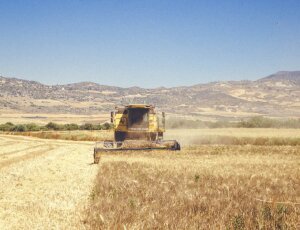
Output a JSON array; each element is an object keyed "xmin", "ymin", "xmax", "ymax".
[{"xmin": 128, "ymin": 108, "xmax": 149, "ymax": 129}]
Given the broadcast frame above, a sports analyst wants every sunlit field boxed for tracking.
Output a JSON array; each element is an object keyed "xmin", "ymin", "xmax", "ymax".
[
  {"xmin": 0, "ymin": 135, "xmax": 97, "ymax": 229},
  {"xmin": 7, "ymin": 130, "xmax": 113, "ymax": 141},
  {"xmin": 5, "ymin": 128, "xmax": 300, "ymax": 145},
  {"xmin": 85, "ymin": 146, "xmax": 300, "ymax": 229},
  {"xmin": 2, "ymin": 0, "xmax": 300, "ymax": 229},
  {"xmin": 0, "ymin": 129, "xmax": 299, "ymax": 229},
  {"xmin": 0, "ymin": 113, "xmax": 109, "ymax": 125},
  {"xmin": 165, "ymin": 128, "xmax": 300, "ymax": 146}
]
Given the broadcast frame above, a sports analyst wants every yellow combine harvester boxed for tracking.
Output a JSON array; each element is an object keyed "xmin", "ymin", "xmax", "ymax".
[{"xmin": 94, "ymin": 104, "xmax": 180, "ymax": 163}]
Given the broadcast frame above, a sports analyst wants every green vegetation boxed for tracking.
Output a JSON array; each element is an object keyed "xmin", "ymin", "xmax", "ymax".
[
  {"xmin": 167, "ymin": 117, "xmax": 300, "ymax": 129},
  {"xmin": 237, "ymin": 116, "xmax": 300, "ymax": 128},
  {"xmin": 1, "ymin": 117, "xmax": 299, "ymax": 132},
  {"xmin": 0, "ymin": 122, "xmax": 113, "ymax": 132}
]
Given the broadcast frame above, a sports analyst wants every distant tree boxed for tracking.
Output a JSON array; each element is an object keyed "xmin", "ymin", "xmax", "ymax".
[
  {"xmin": 64, "ymin": 123, "xmax": 79, "ymax": 131},
  {"xmin": 92, "ymin": 124, "xmax": 103, "ymax": 130},
  {"xmin": 25, "ymin": 123, "xmax": 41, "ymax": 131},
  {"xmin": 80, "ymin": 123, "xmax": 94, "ymax": 130},
  {"xmin": 12, "ymin": 124, "xmax": 27, "ymax": 132},
  {"xmin": 0, "ymin": 122, "xmax": 15, "ymax": 131},
  {"xmin": 46, "ymin": 122, "xmax": 61, "ymax": 130},
  {"xmin": 102, "ymin": 122, "xmax": 113, "ymax": 130},
  {"xmin": 238, "ymin": 117, "xmax": 276, "ymax": 128}
]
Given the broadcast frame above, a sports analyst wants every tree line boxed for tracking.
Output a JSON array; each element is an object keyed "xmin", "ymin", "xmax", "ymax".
[
  {"xmin": 1, "ymin": 117, "xmax": 300, "ymax": 132},
  {"xmin": 0, "ymin": 122, "xmax": 113, "ymax": 132}
]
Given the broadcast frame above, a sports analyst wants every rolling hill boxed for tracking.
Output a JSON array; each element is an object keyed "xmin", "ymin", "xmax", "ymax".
[{"xmin": 0, "ymin": 71, "xmax": 299, "ymax": 121}]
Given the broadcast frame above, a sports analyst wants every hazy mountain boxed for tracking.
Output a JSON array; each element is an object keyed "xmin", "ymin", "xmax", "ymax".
[
  {"xmin": 259, "ymin": 71, "xmax": 300, "ymax": 84},
  {"xmin": 0, "ymin": 71, "xmax": 299, "ymax": 120}
]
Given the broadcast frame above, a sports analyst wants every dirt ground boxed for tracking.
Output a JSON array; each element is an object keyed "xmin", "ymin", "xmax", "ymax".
[{"xmin": 0, "ymin": 134, "xmax": 98, "ymax": 229}]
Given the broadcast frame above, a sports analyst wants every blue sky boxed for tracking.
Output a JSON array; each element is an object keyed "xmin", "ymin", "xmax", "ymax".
[{"xmin": 0, "ymin": 0, "xmax": 299, "ymax": 87}]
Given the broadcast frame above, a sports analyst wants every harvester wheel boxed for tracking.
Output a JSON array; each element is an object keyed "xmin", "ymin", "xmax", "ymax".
[{"xmin": 173, "ymin": 141, "xmax": 181, "ymax": 151}]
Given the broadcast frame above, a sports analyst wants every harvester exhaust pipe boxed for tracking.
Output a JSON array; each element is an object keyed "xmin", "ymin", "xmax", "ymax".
[{"xmin": 110, "ymin": 111, "xmax": 115, "ymax": 123}]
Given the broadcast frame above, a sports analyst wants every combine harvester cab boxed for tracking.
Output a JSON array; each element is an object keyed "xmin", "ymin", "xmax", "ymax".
[{"xmin": 94, "ymin": 104, "xmax": 180, "ymax": 163}]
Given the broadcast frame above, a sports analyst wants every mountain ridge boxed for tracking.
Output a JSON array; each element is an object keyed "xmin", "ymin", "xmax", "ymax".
[
  {"xmin": 1, "ymin": 70, "xmax": 299, "ymax": 90},
  {"xmin": 258, "ymin": 71, "xmax": 300, "ymax": 84},
  {"xmin": 0, "ymin": 71, "xmax": 299, "ymax": 120}
]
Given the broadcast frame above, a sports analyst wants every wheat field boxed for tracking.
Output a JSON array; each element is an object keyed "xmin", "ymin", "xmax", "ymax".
[
  {"xmin": 85, "ymin": 145, "xmax": 300, "ymax": 229},
  {"xmin": 7, "ymin": 128, "xmax": 300, "ymax": 145},
  {"xmin": 0, "ymin": 129, "xmax": 299, "ymax": 229}
]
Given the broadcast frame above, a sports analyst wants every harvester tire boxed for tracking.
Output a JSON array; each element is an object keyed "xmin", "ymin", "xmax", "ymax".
[{"xmin": 174, "ymin": 142, "xmax": 181, "ymax": 151}]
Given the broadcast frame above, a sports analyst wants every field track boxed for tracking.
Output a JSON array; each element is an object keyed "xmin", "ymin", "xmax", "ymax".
[{"xmin": 0, "ymin": 134, "xmax": 98, "ymax": 229}]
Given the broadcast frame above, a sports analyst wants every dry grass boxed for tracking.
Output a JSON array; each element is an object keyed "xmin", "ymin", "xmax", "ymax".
[
  {"xmin": 85, "ymin": 146, "xmax": 300, "ymax": 229},
  {"xmin": 165, "ymin": 128, "xmax": 300, "ymax": 146},
  {"xmin": 0, "ymin": 129, "xmax": 299, "ymax": 229},
  {"xmin": 4, "ymin": 128, "xmax": 300, "ymax": 146},
  {"xmin": 6, "ymin": 130, "xmax": 113, "ymax": 142},
  {"xmin": 0, "ymin": 145, "xmax": 55, "ymax": 169},
  {"xmin": 189, "ymin": 136, "xmax": 300, "ymax": 146},
  {"xmin": 0, "ymin": 113, "xmax": 109, "ymax": 125}
]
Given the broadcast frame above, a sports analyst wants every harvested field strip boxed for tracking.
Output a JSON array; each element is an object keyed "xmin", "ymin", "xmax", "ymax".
[
  {"xmin": 0, "ymin": 143, "xmax": 40, "ymax": 155},
  {"xmin": 0, "ymin": 144, "xmax": 46, "ymax": 157},
  {"xmin": 0, "ymin": 145, "xmax": 55, "ymax": 169},
  {"xmin": 0, "ymin": 137, "xmax": 9, "ymax": 141},
  {"xmin": 0, "ymin": 141, "xmax": 15, "ymax": 147},
  {"xmin": 0, "ymin": 136, "xmax": 98, "ymax": 229},
  {"xmin": 0, "ymin": 134, "xmax": 40, "ymax": 142},
  {"xmin": 7, "ymin": 130, "xmax": 113, "ymax": 142},
  {"xmin": 0, "ymin": 134, "xmax": 92, "ymax": 147},
  {"xmin": 4, "ymin": 128, "xmax": 300, "ymax": 146}
]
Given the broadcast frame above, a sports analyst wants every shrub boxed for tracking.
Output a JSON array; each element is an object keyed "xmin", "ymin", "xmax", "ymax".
[
  {"xmin": 237, "ymin": 117, "xmax": 300, "ymax": 128},
  {"xmin": 46, "ymin": 122, "xmax": 62, "ymax": 131},
  {"xmin": 25, "ymin": 123, "xmax": 41, "ymax": 131},
  {"xmin": 5, "ymin": 122, "xmax": 14, "ymax": 126},
  {"xmin": 102, "ymin": 122, "xmax": 113, "ymax": 130},
  {"xmin": 12, "ymin": 124, "xmax": 27, "ymax": 132},
  {"xmin": 92, "ymin": 124, "xmax": 103, "ymax": 130},
  {"xmin": 80, "ymin": 123, "xmax": 94, "ymax": 130},
  {"xmin": 63, "ymin": 123, "xmax": 79, "ymax": 131},
  {"xmin": 78, "ymin": 123, "xmax": 112, "ymax": 131},
  {"xmin": 0, "ymin": 122, "xmax": 15, "ymax": 131},
  {"xmin": 0, "ymin": 121, "xmax": 112, "ymax": 132}
]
